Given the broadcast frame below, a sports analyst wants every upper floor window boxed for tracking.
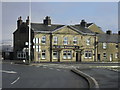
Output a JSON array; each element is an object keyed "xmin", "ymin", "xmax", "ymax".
[
  {"xmin": 41, "ymin": 36, "xmax": 46, "ymax": 44},
  {"xmin": 73, "ymin": 37, "xmax": 77, "ymax": 45},
  {"xmin": 103, "ymin": 43, "xmax": 107, "ymax": 49},
  {"xmin": 53, "ymin": 36, "xmax": 58, "ymax": 44},
  {"xmin": 63, "ymin": 37, "xmax": 68, "ymax": 45},
  {"xmin": 86, "ymin": 38, "xmax": 91, "ymax": 45},
  {"xmin": 33, "ymin": 38, "xmax": 41, "ymax": 44}
]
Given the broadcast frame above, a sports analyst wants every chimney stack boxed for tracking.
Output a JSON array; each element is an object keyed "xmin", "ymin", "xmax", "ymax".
[
  {"xmin": 106, "ymin": 30, "xmax": 112, "ymax": 35},
  {"xmin": 26, "ymin": 16, "xmax": 29, "ymax": 26},
  {"xmin": 80, "ymin": 19, "xmax": 87, "ymax": 27},
  {"xmin": 17, "ymin": 16, "xmax": 22, "ymax": 28},
  {"xmin": 43, "ymin": 16, "xmax": 51, "ymax": 25}
]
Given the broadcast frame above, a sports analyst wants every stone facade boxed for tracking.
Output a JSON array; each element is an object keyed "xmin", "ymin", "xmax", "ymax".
[{"xmin": 13, "ymin": 16, "xmax": 119, "ymax": 62}]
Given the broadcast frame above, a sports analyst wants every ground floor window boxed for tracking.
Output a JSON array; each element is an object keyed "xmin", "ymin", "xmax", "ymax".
[
  {"xmin": 84, "ymin": 51, "xmax": 92, "ymax": 59},
  {"xmin": 63, "ymin": 50, "xmax": 72, "ymax": 59},
  {"xmin": 41, "ymin": 50, "xmax": 46, "ymax": 59},
  {"xmin": 53, "ymin": 51, "xmax": 58, "ymax": 59},
  {"xmin": 115, "ymin": 52, "xmax": 118, "ymax": 59},
  {"xmin": 17, "ymin": 52, "xmax": 26, "ymax": 59},
  {"xmin": 103, "ymin": 53, "xmax": 107, "ymax": 58}
]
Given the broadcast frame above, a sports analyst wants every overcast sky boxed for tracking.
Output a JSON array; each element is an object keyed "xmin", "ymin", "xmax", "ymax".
[{"xmin": 1, "ymin": 2, "xmax": 118, "ymax": 43}]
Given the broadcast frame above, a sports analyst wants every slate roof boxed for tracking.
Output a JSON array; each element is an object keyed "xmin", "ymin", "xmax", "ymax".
[
  {"xmin": 31, "ymin": 23, "xmax": 65, "ymax": 33},
  {"xmin": 31, "ymin": 23, "xmax": 95, "ymax": 35},
  {"xmin": 97, "ymin": 34, "xmax": 120, "ymax": 43},
  {"xmin": 70, "ymin": 25, "xmax": 95, "ymax": 34}
]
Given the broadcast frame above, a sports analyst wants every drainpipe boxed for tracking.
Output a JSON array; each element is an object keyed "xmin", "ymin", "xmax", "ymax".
[{"xmin": 50, "ymin": 33, "xmax": 53, "ymax": 62}]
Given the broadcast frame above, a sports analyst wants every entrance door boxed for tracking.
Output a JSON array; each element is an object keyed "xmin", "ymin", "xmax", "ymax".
[
  {"xmin": 76, "ymin": 52, "xmax": 81, "ymax": 62},
  {"xmin": 76, "ymin": 53, "xmax": 78, "ymax": 62},
  {"xmin": 98, "ymin": 54, "xmax": 100, "ymax": 61},
  {"xmin": 110, "ymin": 54, "xmax": 113, "ymax": 61}
]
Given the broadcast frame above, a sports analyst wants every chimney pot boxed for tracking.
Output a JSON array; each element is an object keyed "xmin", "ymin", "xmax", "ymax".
[{"xmin": 106, "ymin": 30, "xmax": 112, "ymax": 35}]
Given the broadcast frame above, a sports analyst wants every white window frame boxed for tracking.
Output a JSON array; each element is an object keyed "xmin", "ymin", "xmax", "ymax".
[
  {"xmin": 41, "ymin": 50, "xmax": 46, "ymax": 59},
  {"xmin": 86, "ymin": 38, "xmax": 90, "ymax": 45},
  {"xmin": 84, "ymin": 51, "xmax": 92, "ymax": 59},
  {"xmin": 17, "ymin": 52, "xmax": 26, "ymax": 59},
  {"xmin": 53, "ymin": 51, "xmax": 58, "ymax": 59},
  {"xmin": 67, "ymin": 51, "xmax": 72, "ymax": 59},
  {"xmin": 115, "ymin": 52, "xmax": 118, "ymax": 59},
  {"xmin": 103, "ymin": 43, "xmax": 107, "ymax": 49},
  {"xmin": 41, "ymin": 36, "xmax": 46, "ymax": 44},
  {"xmin": 73, "ymin": 37, "xmax": 77, "ymax": 45},
  {"xmin": 63, "ymin": 51, "xmax": 67, "ymax": 59},
  {"xmin": 53, "ymin": 36, "xmax": 58, "ymax": 44},
  {"xmin": 103, "ymin": 53, "xmax": 107, "ymax": 58},
  {"xmin": 63, "ymin": 50, "xmax": 72, "ymax": 59},
  {"xmin": 63, "ymin": 37, "xmax": 68, "ymax": 45}
]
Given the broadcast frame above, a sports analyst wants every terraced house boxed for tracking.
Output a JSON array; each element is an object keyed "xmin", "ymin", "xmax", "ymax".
[
  {"xmin": 97, "ymin": 30, "xmax": 120, "ymax": 62},
  {"xmin": 13, "ymin": 16, "xmax": 97, "ymax": 62}
]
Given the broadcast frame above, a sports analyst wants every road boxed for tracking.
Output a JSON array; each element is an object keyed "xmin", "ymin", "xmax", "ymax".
[{"xmin": 2, "ymin": 62, "xmax": 89, "ymax": 88}]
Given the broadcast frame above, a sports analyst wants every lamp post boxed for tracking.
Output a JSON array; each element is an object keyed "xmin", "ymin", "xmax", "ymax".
[{"xmin": 28, "ymin": 1, "xmax": 31, "ymax": 64}]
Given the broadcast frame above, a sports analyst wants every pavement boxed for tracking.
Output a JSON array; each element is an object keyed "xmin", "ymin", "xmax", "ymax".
[
  {"xmin": 2, "ymin": 62, "xmax": 89, "ymax": 88},
  {"xmin": 77, "ymin": 67, "xmax": 119, "ymax": 88}
]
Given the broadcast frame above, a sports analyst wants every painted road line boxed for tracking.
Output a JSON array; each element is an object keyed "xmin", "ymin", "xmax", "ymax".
[
  {"xmin": 49, "ymin": 68, "xmax": 53, "ymax": 70},
  {"xmin": 36, "ymin": 66, "xmax": 40, "ymax": 67},
  {"xmin": 43, "ymin": 67, "xmax": 47, "ymax": 68},
  {"xmin": 56, "ymin": 69, "xmax": 60, "ymax": 71},
  {"xmin": 11, "ymin": 77, "xmax": 20, "ymax": 84},
  {"xmin": 0, "ymin": 70, "xmax": 17, "ymax": 74}
]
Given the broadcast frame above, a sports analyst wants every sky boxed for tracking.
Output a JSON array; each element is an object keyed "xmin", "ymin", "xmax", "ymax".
[{"xmin": 1, "ymin": 2, "xmax": 118, "ymax": 45}]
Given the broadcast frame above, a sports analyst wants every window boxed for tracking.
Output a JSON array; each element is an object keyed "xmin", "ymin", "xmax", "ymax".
[
  {"xmin": 63, "ymin": 51, "xmax": 72, "ymax": 59},
  {"xmin": 115, "ymin": 52, "xmax": 118, "ymax": 59},
  {"xmin": 53, "ymin": 51, "xmax": 58, "ymax": 59},
  {"xmin": 84, "ymin": 51, "xmax": 92, "ymax": 59},
  {"xmin": 53, "ymin": 36, "xmax": 58, "ymax": 44},
  {"xmin": 63, "ymin": 51, "xmax": 67, "ymax": 59},
  {"xmin": 41, "ymin": 36, "xmax": 46, "ymax": 44},
  {"xmin": 86, "ymin": 38, "xmax": 90, "ymax": 45},
  {"xmin": 103, "ymin": 53, "xmax": 106, "ymax": 58},
  {"xmin": 17, "ymin": 52, "xmax": 26, "ymax": 59},
  {"xmin": 73, "ymin": 37, "xmax": 77, "ymax": 45},
  {"xmin": 67, "ymin": 51, "xmax": 72, "ymax": 59},
  {"xmin": 103, "ymin": 43, "xmax": 107, "ymax": 49},
  {"xmin": 33, "ymin": 38, "xmax": 41, "ymax": 44},
  {"xmin": 116, "ymin": 43, "xmax": 118, "ymax": 48},
  {"xmin": 63, "ymin": 37, "xmax": 68, "ymax": 45},
  {"xmin": 41, "ymin": 50, "xmax": 46, "ymax": 59}
]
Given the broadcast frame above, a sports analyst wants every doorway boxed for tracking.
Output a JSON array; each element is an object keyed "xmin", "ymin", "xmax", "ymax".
[
  {"xmin": 98, "ymin": 54, "xmax": 100, "ymax": 61},
  {"xmin": 76, "ymin": 52, "xmax": 81, "ymax": 62},
  {"xmin": 110, "ymin": 54, "xmax": 113, "ymax": 61}
]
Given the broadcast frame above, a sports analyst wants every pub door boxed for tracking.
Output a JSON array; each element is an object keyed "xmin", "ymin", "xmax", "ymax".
[{"xmin": 76, "ymin": 52, "xmax": 81, "ymax": 62}]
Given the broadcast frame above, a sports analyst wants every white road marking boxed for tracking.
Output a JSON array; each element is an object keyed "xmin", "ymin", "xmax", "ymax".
[
  {"xmin": 56, "ymin": 69, "xmax": 60, "ymax": 71},
  {"xmin": 0, "ymin": 70, "xmax": 17, "ymax": 74},
  {"xmin": 43, "ymin": 67, "xmax": 47, "ymax": 68},
  {"xmin": 11, "ymin": 77, "xmax": 20, "ymax": 84},
  {"xmin": 49, "ymin": 68, "xmax": 53, "ymax": 70}
]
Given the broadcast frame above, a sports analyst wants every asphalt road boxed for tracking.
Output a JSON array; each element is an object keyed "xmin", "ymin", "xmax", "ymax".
[
  {"xmin": 2, "ymin": 62, "xmax": 89, "ymax": 88},
  {"xmin": 78, "ymin": 68, "xmax": 119, "ymax": 88}
]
